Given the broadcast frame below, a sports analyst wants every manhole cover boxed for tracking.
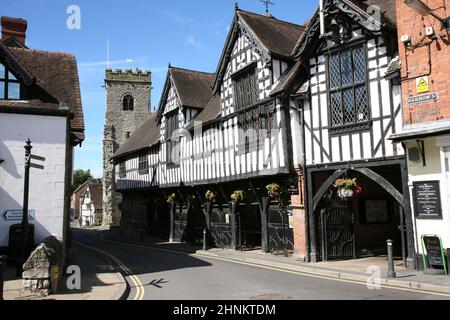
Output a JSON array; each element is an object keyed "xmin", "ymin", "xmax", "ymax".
[{"xmin": 250, "ymin": 293, "xmax": 293, "ymax": 300}]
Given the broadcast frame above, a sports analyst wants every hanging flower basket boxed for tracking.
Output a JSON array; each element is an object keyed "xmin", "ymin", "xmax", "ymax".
[
  {"xmin": 205, "ymin": 190, "xmax": 218, "ymax": 203},
  {"xmin": 166, "ymin": 193, "xmax": 177, "ymax": 204},
  {"xmin": 266, "ymin": 183, "xmax": 281, "ymax": 199},
  {"xmin": 334, "ymin": 178, "xmax": 362, "ymax": 199},
  {"xmin": 231, "ymin": 190, "xmax": 245, "ymax": 202},
  {"xmin": 266, "ymin": 183, "xmax": 289, "ymax": 208}
]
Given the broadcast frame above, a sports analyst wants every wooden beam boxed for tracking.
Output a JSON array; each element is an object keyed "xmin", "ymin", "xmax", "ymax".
[
  {"xmin": 312, "ymin": 169, "xmax": 345, "ymax": 211},
  {"xmin": 353, "ymin": 168, "xmax": 404, "ymax": 206}
]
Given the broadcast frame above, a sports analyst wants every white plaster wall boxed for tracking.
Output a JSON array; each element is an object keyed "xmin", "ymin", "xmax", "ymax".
[
  {"xmin": 0, "ymin": 113, "xmax": 67, "ymax": 247},
  {"xmin": 407, "ymin": 137, "xmax": 450, "ymax": 253}
]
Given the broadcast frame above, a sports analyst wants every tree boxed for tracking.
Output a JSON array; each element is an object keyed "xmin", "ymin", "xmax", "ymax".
[{"xmin": 73, "ymin": 169, "xmax": 95, "ymax": 191}]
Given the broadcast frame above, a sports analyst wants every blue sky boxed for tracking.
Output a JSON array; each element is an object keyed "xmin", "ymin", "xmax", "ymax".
[{"xmin": 2, "ymin": 0, "xmax": 317, "ymax": 178}]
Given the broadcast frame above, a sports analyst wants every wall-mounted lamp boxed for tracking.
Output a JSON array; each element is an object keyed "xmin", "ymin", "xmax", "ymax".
[{"xmin": 405, "ymin": 0, "xmax": 450, "ymax": 29}]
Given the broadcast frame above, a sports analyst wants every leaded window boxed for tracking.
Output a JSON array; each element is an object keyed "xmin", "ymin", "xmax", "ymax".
[
  {"xmin": 233, "ymin": 65, "xmax": 258, "ymax": 111},
  {"xmin": 119, "ymin": 162, "xmax": 126, "ymax": 178},
  {"xmin": 138, "ymin": 154, "xmax": 148, "ymax": 175},
  {"xmin": 328, "ymin": 46, "xmax": 369, "ymax": 128},
  {"xmin": 0, "ymin": 63, "xmax": 21, "ymax": 100},
  {"xmin": 237, "ymin": 101, "xmax": 276, "ymax": 154},
  {"xmin": 123, "ymin": 94, "xmax": 134, "ymax": 111},
  {"xmin": 165, "ymin": 111, "xmax": 179, "ymax": 165}
]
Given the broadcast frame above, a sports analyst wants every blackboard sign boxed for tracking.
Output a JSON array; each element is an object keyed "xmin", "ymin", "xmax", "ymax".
[
  {"xmin": 413, "ymin": 181, "xmax": 443, "ymax": 219},
  {"xmin": 422, "ymin": 236, "xmax": 447, "ymax": 273}
]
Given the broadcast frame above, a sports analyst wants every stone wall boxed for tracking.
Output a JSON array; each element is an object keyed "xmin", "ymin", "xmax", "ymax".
[
  {"xmin": 102, "ymin": 69, "xmax": 152, "ymax": 226},
  {"xmin": 22, "ymin": 236, "xmax": 63, "ymax": 297}
]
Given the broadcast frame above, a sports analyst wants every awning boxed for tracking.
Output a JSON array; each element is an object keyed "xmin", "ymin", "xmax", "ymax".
[{"xmin": 389, "ymin": 123, "xmax": 450, "ymax": 143}]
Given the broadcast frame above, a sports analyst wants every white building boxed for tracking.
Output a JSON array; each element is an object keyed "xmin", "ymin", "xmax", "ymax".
[
  {"xmin": 0, "ymin": 17, "xmax": 85, "ymax": 257},
  {"xmin": 81, "ymin": 184, "xmax": 103, "ymax": 227}
]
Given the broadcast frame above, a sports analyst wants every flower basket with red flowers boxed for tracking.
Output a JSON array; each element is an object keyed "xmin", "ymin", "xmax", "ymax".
[{"xmin": 334, "ymin": 178, "xmax": 362, "ymax": 199}]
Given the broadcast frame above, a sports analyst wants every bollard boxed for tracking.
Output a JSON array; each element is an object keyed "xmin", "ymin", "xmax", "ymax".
[
  {"xmin": 203, "ymin": 228, "xmax": 207, "ymax": 251},
  {"xmin": 0, "ymin": 255, "xmax": 6, "ymax": 300},
  {"xmin": 387, "ymin": 239, "xmax": 397, "ymax": 278}
]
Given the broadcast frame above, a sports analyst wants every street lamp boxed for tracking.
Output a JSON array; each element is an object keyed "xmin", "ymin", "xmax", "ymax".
[{"xmin": 404, "ymin": 0, "xmax": 450, "ymax": 29}]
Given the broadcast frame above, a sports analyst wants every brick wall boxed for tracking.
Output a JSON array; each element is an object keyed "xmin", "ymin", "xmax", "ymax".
[{"xmin": 396, "ymin": 0, "xmax": 450, "ymax": 125}]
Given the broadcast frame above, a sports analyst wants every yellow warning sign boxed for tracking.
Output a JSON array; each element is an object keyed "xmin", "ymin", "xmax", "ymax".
[{"xmin": 416, "ymin": 76, "xmax": 430, "ymax": 94}]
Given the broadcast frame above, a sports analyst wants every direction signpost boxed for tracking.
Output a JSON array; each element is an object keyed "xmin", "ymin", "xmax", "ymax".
[{"xmin": 16, "ymin": 139, "xmax": 45, "ymax": 277}]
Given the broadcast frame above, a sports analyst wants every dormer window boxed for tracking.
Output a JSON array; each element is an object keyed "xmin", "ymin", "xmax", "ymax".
[
  {"xmin": 123, "ymin": 94, "xmax": 134, "ymax": 111},
  {"xmin": 0, "ymin": 63, "xmax": 21, "ymax": 100}
]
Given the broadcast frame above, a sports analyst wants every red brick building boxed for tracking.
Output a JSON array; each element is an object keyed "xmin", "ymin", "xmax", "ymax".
[{"xmin": 391, "ymin": 0, "xmax": 450, "ymax": 267}]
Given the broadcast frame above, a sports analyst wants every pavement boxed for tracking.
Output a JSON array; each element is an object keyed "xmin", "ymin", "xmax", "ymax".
[
  {"xmin": 100, "ymin": 227, "xmax": 450, "ymax": 297},
  {"xmin": 2, "ymin": 238, "xmax": 128, "ymax": 301}
]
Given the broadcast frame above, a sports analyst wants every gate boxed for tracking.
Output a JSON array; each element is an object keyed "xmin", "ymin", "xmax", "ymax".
[
  {"xmin": 238, "ymin": 205, "xmax": 261, "ymax": 250},
  {"xmin": 268, "ymin": 208, "xmax": 294, "ymax": 255},
  {"xmin": 210, "ymin": 206, "xmax": 232, "ymax": 248},
  {"xmin": 173, "ymin": 206, "xmax": 187, "ymax": 242},
  {"xmin": 320, "ymin": 195, "xmax": 356, "ymax": 261}
]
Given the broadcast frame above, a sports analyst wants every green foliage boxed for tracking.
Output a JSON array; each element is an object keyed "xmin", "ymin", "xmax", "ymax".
[
  {"xmin": 231, "ymin": 190, "xmax": 245, "ymax": 202},
  {"xmin": 73, "ymin": 169, "xmax": 96, "ymax": 191}
]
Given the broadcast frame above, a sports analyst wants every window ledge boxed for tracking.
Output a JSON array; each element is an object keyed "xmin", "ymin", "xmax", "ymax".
[{"xmin": 329, "ymin": 121, "xmax": 372, "ymax": 135}]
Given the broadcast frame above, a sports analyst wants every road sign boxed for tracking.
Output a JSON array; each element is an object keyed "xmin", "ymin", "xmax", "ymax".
[
  {"xmin": 407, "ymin": 92, "xmax": 439, "ymax": 105},
  {"xmin": 416, "ymin": 76, "xmax": 429, "ymax": 94},
  {"xmin": 2, "ymin": 209, "xmax": 35, "ymax": 222}
]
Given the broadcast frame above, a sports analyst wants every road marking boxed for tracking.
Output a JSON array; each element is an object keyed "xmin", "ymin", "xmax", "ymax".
[
  {"xmin": 74, "ymin": 241, "xmax": 145, "ymax": 300},
  {"xmin": 99, "ymin": 236, "xmax": 450, "ymax": 298}
]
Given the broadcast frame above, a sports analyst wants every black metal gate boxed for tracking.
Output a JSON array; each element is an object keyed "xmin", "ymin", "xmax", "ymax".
[
  {"xmin": 210, "ymin": 206, "xmax": 232, "ymax": 248},
  {"xmin": 320, "ymin": 195, "xmax": 356, "ymax": 261},
  {"xmin": 173, "ymin": 206, "xmax": 187, "ymax": 242},
  {"xmin": 268, "ymin": 208, "xmax": 294, "ymax": 255},
  {"xmin": 238, "ymin": 205, "xmax": 261, "ymax": 250}
]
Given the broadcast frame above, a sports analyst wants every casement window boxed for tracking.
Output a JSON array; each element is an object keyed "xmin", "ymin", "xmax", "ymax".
[
  {"xmin": 233, "ymin": 64, "xmax": 258, "ymax": 111},
  {"xmin": 328, "ymin": 46, "xmax": 369, "ymax": 129},
  {"xmin": 0, "ymin": 63, "xmax": 21, "ymax": 100},
  {"xmin": 123, "ymin": 94, "xmax": 134, "ymax": 111},
  {"xmin": 119, "ymin": 162, "xmax": 126, "ymax": 178},
  {"xmin": 138, "ymin": 154, "xmax": 149, "ymax": 175},
  {"xmin": 165, "ymin": 111, "xmax": 179, "ymax": 165}
]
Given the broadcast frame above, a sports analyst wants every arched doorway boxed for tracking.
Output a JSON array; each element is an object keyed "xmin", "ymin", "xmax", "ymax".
[{"xmin": 307, "ymin": 162, "xmax": 415, "ymax": 267}]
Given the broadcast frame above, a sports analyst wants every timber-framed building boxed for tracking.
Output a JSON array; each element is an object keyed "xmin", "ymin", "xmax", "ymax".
[{"xmin": 110, "ymin": 1, "xmax": 418, "ymax": 268}]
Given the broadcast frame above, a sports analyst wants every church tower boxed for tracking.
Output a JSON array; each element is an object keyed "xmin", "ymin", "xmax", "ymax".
[{"xmin": 103, "ymin": 69, "xmax": 152, "ymax": 226}]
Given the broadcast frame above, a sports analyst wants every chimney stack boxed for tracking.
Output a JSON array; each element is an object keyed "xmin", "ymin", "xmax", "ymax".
[{"xmin": 1, "ymin": 17, "xmax": 28, "ymax": 45}]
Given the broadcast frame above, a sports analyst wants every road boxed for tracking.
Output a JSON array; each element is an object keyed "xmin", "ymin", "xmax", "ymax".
[{"xmin": 73, "ymin": 228, "xmax": 449, "ymax": 300}]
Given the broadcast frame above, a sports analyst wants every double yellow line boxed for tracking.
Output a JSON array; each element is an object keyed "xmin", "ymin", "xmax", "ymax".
[{"xmin": 74, "ymin": 241, "xmax": 145, "ymax": 300}]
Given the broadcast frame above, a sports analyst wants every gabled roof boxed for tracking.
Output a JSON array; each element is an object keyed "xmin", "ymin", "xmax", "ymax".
[
  {"xmin": 157, "ymin": 66, "xmax": 215, "ymax": 122},
  {"xmin": 213, "ymin": 9, "xmax": 305, "ymax": 93},
  {"xmin": 86, "ymin": 183, "xmax": 103, "ymax": 211},
  {"xmin": 73, "ymin": 179, "xmax": 92, "ymax": 195},
  {"xmin": 113, "ymin": 112, "xmax": 160, "ymax": 160},
  {"xmin": 185, "ymin": 94, "xmax": 221, "ymax": 131},
  {"xmin": 0, "ymin": 42, "xmax": 85, "ymax": 142},
  {"xmin": 292, "ymin": 0, "xmax": 397, "ymax": 59},
  {"xmin": 238, "ymin": 10, "xmax": 305, "ymax": 58}
]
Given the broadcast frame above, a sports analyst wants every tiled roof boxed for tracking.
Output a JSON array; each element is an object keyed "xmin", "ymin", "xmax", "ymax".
[
  {"xmin": 185, "ymin": 94, "xmax": 221, "ymax": 131},
  {"xmin": 237, "ymin": 10, "xmax": 305, "ymax": 58},
  {"xmin": 0, "ymin": 44, "xmax": 85, "ymax": 141},
  {"xmin": 113, "ymin": 112, "xmax": 160, "ymax": 159},
  {"xmin": 169, "ymin": 67, "xmax": 215, "ymax": 110},
  {"xmin": 87, "ymin": 183, "xmax": 103, "ymax": 211}
]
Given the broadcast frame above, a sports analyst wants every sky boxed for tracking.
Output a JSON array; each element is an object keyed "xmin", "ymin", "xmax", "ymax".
[{"xmin": 2, "ymin": 0, "xmax": 317, "ymax": 178}]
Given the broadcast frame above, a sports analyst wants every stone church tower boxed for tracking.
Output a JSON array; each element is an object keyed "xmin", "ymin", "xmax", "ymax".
[{"xmin": 103, "ymin": 69, "xmax": 152, "ymax": 226}]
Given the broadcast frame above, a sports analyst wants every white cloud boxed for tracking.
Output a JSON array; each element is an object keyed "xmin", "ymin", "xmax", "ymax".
[{"xmin": 186, "ymin": 35, "xmax": 202, "ymax": 48}]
